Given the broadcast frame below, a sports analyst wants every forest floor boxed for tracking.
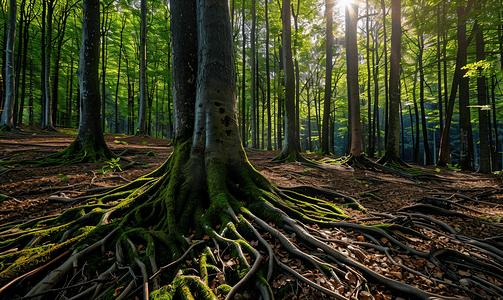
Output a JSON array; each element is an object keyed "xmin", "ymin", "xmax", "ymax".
[{"xmin": 1, "ymin": 128, "xmax": 502, "ymax": 300}]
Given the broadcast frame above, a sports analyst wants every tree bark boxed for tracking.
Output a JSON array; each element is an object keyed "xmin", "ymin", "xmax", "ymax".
[
  {"xmin": 346, "ymin": 3, "xmax": 361, "ymax": 157},
  {"xmin": 0, "ymin": 0, "xmax": 16, "ymax": 130},
  {"xmin": 475, "ymin": 18, "xmax": 491, "ymax": 173},
  {"xmin": 250, "ymin": 0, "xmax": 257, "ymax": 148},
  {"xmin": 418, "ymin": 34, "xmax": 431, "ymax": 165},
  {"xmin": 265, "ymin": 0, "xmax": 272, "ymax": 150},
  {"xmin": 457, "ymin": 2, "xmax": 474, "ymax": 170},
  {"xmin": 321, "ymin": 0, "xmax": 334, "ymax": 154},
  {"xmin": 381, "ymin": 0, "xmax": 401, "ymax": 162},
  {"xmin": 136, "ymin": 0, "xmax": 148, "ymax": 136}
]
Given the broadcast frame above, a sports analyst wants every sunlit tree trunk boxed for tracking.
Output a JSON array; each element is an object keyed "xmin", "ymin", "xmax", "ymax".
[
  {"xmin": 241, "ymin": 0, "xmax": 246, "ymax": 146},
  {"xmin": 265, "ymin": 0, "xmax": 272, "ymax": 150},
  {"xmin": 418, "ymin": 34, "xmax": 431, "ymax": 165},
  {"xmin": 380, "ymin": 0, "xmax": 389, "ymax": 151},
  {"xmin": 346, "ymin": 3, "xmax": 361, "ymax": 157}
]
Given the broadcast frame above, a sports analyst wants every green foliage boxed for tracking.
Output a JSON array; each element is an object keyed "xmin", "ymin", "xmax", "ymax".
[
  {"xmin": 446, "ymin": 163, "xmax": 461, "ymax": 171},
  {"xmin": 114, "ymin": 140, "xmax": 127, "ymax": 145},
  {"xmin": 0, "ymin": 194, "xmax": 7, "ymax": 203},
  {"xmin": 142, "ymin": 141, "xmax": 148, "ymax": 145},
  {"xmin": 146, "ymin": 151, "xmax": 156, "ymax": 157},
  {"xmin": 139, "ymin": 164, "xmax": 150, "ymax": 168},
  {"xmin": 97, "ymin": 158, "xmax": 122, "ymax": 175},
  {"xmin": 57, "ymin": 173, "xmax": 69, "ymax": 181}
]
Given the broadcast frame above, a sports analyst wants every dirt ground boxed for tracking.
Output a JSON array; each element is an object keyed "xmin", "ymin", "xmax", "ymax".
[{"xmin": 1, "ymin": 128, "xmax": 502, "ymax": 299}]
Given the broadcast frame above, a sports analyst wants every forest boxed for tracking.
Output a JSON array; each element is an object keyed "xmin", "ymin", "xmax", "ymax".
[{"xmin": 0, "ymin": 0, "xmax": 503, "ymax": 299}]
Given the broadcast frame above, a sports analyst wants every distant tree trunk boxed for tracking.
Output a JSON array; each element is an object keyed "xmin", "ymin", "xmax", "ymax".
[
  {"xmin": 265, "ymin": 0, "xmax": 272, "ymax": 150},
  {"xmin": 437, "ymin": 4, "xmax": 443, "ymax": 134},
  {"xmin": 476, "ymin": 18, "xmax": 491, "ymax": 173},
  {"xmin": 380, "ymin": 0, "xmax": 389, "ymax": 151},
  {"xmin": 42, "ymin": 0, "xmax": 55, "ymax": 130},
  {"xmin": 380, "ymin": 0, "xmax": 402, "ymax": 164},
  {"xmin": 457, "ymin": 2, "xmax": 474, "ymax": 170},
  {"xmin": 277, "ymin": 37, "xmax": 283, "ymax": 150},
  {"xmin": 418, "ymin": 34, "xmax": 431, "ymax": 164},
  {"xmin": 29, "ymin": 62, "xmax": 33, "ymax": 125},
  {"xmin": 365, "ymin": 0, "xmax": 373, "ymax": 157},
  {"xmin": 411, "ymin": 65, "xmax": 420, "ymax": 164},
  {"xmin": 136, "ymin": 0, "xmax": 147, "ymax": 136},
  {"xmin": 0, "ymin": 0, "xmax": 16, "ymax": 130},
  {"xmin": 321, "ymin": 0, "xmax": 333, "ymax": 154},
  {"xmin": 114, "ymin": 16, "xmax": 126, "ymax": 134},
  {"xmin": 101, "ymin": 4, "xmax": 111, "ymax": 131},
  {"xmin": 250, "ymin": 0, "xmax": 257, "ymax": 148},
  {"xmin": 307, "ymin": 79, "xmax": 312, "ymax": 151},
  {"xmin": 346, "ymin": 3, "xmax": 361, "ymax": 157},
  {"xmin": 72, "ymin": 0, "xmax": 115, "ymax": 159},
  {"xmin": 13, "ymin": 0, "xmax": 24, "ymax": 125},
  {"xmin": 292, "ymin": 0, "xmax": 300, "ymax": 148},
  {"xmin": 241, "ymin": 0, "xmax": 246, "ymax": 146},
  {"xmin": 491, "ymin": 76, "xmax": 500, "ymax": 170},
  {"xmin": 372, "ymin": 25, "xmax": 381, "ymax": 157},
  {"xmin": 18, "ymin": 0, "xmax": 34, "ymax": 126},
  {"xmin": 273, "ymin": 0, "xmax": 304, "ymax": 162}
]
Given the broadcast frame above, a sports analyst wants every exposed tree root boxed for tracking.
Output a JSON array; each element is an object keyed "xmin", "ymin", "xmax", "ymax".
[{"xmin": 1, "ymin": 140, "xmax": 501, "ymax": 300}]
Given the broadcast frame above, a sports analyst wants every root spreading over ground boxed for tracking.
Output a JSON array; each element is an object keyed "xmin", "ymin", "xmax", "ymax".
[{"xmin": 1, "ymin": 135, "xmax": 502, "ymax": 300}]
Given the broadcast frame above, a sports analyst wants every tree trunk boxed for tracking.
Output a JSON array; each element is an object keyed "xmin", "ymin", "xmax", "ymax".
[
  {"xmin": 0, "ymin": 0, "xmax": 16, "ymax": 130},
  {"xmin": 136, "ymin": 0, "xmax": 148, "ymax": 136},
  {"xmin": 71, "ymin": 0, "xmax": 115, "ymax": 160},
  {"xmin": 457, "ymin": 2, "xmax": 474, "ymax": 170},
  {"xmin": 265, "ymin": 0, "xmax": 272, "ymax": 150},
  {"xmin": 380, "ymin": 0, "xmax": 401, "ymax": 163},
  {"xmin": 437, "ymin": 4, "xmax": 443, "ymax": 134},
  {"xmin": 42, "ymin": 0, "xmax": 55, "ymax": 130},
  {"xmin": 418, "ymin": 34, "xmax": 431, "ymax": 165},
  {"xmin": 321, "ymin": 0, "xmax": 333, "ymax": 154},
  {"xmin": 13, "ymin": 0, "xmax": 24, "ymax": 126},
  {"xmin": 250, "ymin": 0, "xmax": 257, "ymax": 148},
  {"xmin": 346, "ymin": 3, "xmax": 361, "ymax": 157},
  {"xmin": 380, "ymin": 0, "xmax": 389, "ymax": 151},
  {"xmin": 273, "ymin": 0, "xmax": 304, "ymax": 162},
  {"xmin": 475, "ymin": 18, "xmax": 491, "ymax": 173},
  {"xmin": 241, "ymin": 0, "xmax": 246, "ymax": 147},
  {"xmin": 365, "ymin": 0, "xmax": 372, "ymax": 157}
]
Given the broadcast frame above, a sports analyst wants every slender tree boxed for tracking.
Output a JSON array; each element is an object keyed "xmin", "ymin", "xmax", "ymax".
[
  {"xmin": 321, "ymin": 0, "xmax": 334, "ymax": 154},
  {"xmin": 265, "ymin": 0, "xmax": 272, "ymax": 150},
  {"xmin": 250, "ymin": 0, "xmax": 257, "ymax": 148},
  {"xmin": 379, "ymin": 0, "xmax": 403, "ymax": 164},
  {"xmin": 0, "ymin": 0, "xmax": 16, "ymax": 131},
  {"xmin": 273, "ymin": 0, "xmax": 306, "ymax": 162},
  {"xmin": 136, "ymin": 0, "xmax": 148, "ymax": 136},
  {"xmin": 346, "ymin": 3, "xmax": 361, "ymax": 157}
]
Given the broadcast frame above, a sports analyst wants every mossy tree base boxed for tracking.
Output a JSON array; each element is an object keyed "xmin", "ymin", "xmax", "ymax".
[{"xmin": 1, "ymin": 134, "xmax": 118, "ymax": 168}]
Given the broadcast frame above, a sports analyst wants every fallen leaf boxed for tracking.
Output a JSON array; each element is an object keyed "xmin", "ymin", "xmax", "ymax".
[
  {"xmin": 113, "ymin": 286, "xmax": 124, "ymax": 296},
  {"xmin": 345, "ymin": 272, "xmax": 357, "ymax": 284}
]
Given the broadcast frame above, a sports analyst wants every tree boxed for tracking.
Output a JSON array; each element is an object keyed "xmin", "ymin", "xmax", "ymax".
[
  {"xmin": 250, "ymin": 0, "xmax": 257, "ymax": 148},
  {"xmin": 136, "ymin": 0, "xmax": 148, "ymax": 136},
  {"xmin": 0, "ymin": 0, "xmax": 16, "ymax": 131},
  {"xmin": 379, "ymin": 0, "xmax": 403, "ymax": 165},
  {"xmin": 321, "ymin": 0, "xmax": 333, "ymax": 155},
  {"xmin": 273, "ymin": 0, "xmax": 306, "ymax": 162},
  {"xmin": 346, "ymin": 3, "xmax": 361, "ymax": 157}
]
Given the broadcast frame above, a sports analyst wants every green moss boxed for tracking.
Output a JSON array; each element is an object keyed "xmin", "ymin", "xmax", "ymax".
[{"xmin": 216, "ymin": 284, "xmax": 232, "ymax": 296}]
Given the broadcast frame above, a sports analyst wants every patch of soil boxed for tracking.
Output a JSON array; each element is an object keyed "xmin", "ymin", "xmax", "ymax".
[{"xmin": 1, "ymin": 129, "xmax": 502, "ymax": 299}]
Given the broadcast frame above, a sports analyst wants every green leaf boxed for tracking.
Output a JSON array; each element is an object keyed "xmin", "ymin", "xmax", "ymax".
[
  {"xmin": 57, "ymin": 174, "xmax": 69, "ymax": 181},
  {"xmin": 139, "ymin": 164, "xmax": 150, "ymax": 168},
  {"xmin": 142, "ymin": 141, "xmax": 148, "ymax": 145},
  {"xmin": 146, "ymin": 151, "xmax": 156, "ymax": 157},
  {"xmin": 0, "ymin": 194, "xmax": 8, "ymax": 202},
  {"xmin": 454, "ymin": 227, "xmax": 462, "ymax": 233},
  {"xmin": 435, "ymin": 168, "xmax": 440, "ymax": 173}
]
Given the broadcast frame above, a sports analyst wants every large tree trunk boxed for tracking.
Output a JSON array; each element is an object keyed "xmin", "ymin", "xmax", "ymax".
[
  {"xmin": 0, "ymin": 0, "xmax": 16, "ymax": 131},
  {"xmin": 321, "ymin": 0, "xmax": 333, "ymax": 154}
]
